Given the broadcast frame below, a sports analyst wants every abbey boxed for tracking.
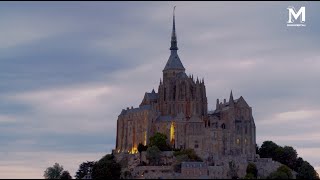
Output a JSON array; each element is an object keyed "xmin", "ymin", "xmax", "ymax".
[{"xmin": 115, "ymin": 11, "xmax": 256, "ymax": 160}]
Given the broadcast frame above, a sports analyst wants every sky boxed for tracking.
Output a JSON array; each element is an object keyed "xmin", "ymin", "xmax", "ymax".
[{"xmin": 0, "ymin": 1, "xmax": 319, "ymax": 178}]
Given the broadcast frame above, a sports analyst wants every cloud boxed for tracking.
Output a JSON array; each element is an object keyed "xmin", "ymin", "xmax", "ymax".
[
  {"xmin": 0, "ymin": 150, "xmax": 110, "ymax": 179},
  {"xmin": 0, "ymin": 2, "xmax": 320, "ymax": 178}
]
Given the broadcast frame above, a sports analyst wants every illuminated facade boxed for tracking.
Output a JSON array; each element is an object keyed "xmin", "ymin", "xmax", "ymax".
[{"xmin": 115, "ymin": 10, "xmax": 256, "ymax": 160}]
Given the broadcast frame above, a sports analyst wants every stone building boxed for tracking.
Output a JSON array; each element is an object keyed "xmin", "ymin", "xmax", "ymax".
[{"xmin": 115, "ymin": 9, "xmax": 256, "ymax": 161}]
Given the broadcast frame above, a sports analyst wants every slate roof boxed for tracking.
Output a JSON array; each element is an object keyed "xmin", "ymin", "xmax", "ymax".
[
  {"xmin": 163, "ymin": 51, "xmax": 185, "ymax": 71},
  {"xmin": 181, "ymin": 162, "xmax": 207, "ymax": 168},
  {"xmin": 120, "ymin": 105, "xmax": 151, "ymax": 115}
]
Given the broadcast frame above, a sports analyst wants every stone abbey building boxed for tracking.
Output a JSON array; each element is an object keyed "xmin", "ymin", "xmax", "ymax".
[{"xmin": 115, "ymin": 10, "xmax": 256, "ymax": 160}]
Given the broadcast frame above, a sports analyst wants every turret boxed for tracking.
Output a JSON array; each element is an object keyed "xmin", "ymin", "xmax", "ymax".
[{"xmin": 229, "ymin": 90, "xmax": 234, "ymax": 107}]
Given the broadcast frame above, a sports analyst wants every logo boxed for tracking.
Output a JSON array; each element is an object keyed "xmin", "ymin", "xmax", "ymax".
[{"xmin": 287, "ymin": 6, "xmax": 306, "ymax": 27}]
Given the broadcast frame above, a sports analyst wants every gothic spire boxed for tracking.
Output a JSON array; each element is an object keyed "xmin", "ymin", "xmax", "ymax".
[
  {"xmin": 170, "ymin": 6, "xmax": 178, "ymax": 51},
  {"xmin": 229, "ymin": 90, "xmax": 234, "ymax": 106},
  {"xmin": 163, "ymin": 6, "xmax": 185, "ymax": 72}
]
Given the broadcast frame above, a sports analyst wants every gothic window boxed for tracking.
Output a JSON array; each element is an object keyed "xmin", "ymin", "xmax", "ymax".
[
  {"xmin": 245, "ymin": 126, "xmax": 247, "ymax": 134},
  {"xmin": 221, "ymin": 123, "xmax": 226, "ymax": 129},
  {"xmin": 195, "ymin": 144, "xmax": 199, "ymax": 148},
  {"xmin": 245, "ymin": 138, "xmax": 247, "ymax": 144},
  {"xmin": 236, "ymin": 138, "xmax": 240, "ymax": 145}
]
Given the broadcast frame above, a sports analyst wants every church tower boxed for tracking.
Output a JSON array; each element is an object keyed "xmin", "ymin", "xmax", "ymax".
[{"xmin": 158, "ymin": 7, "xmax": 208, "ymax": 118}]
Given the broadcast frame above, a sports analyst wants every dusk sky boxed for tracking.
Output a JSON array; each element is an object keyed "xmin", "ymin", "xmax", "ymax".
[{"xmin": 0, "ymin": 1, "xmax": 319, "ymax": 178}]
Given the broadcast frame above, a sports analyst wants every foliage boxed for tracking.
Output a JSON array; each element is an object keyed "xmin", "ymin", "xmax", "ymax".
[
  {"xmin": 146, "ymin": 146, "xmax": 161, "ymax": 165},
  {"xmin": 244, "ymin": 173, "xmax": 255, "ymax": 179},
  {"xmin": 246, "ymin": 163, "xmax": 258, "ymax": 178},
  {"xmin": 258, "ymin": 140, "xmax": 319, "ymax": 179},
  {"xmin": 173, "ymin": 149, "xmax": 202, "ymax": 162},
  {"xmin": 255, "ymin": 144, "xmax": 259, "ymax": 155},
  {"xmin": 75, "ymin": 161, "xmax": 95, "ymax": 179},
  {"xmin": 149, "ymin": 132, "xmax": 171, "ymax": 151},
  {"xmin": 267, "ymin": 165, "xmax": 293, "ymax": 179},
  {"xmin": 138, "ymin": 143, "xmax": 148, "ymax": 164},
  {"xmin": 44, "ymin": 163, "xmax": 64, "ymax": 179},
  {"xmin": 60, "ymin": 171, "xmax": 72, "ymax": 179},
  {"xmin": 228, "ymin": 160, "xmax": 239, "ymax": 179},
  {"xmin": 137, "ymin": 143, "xmax": 148, "ymax": 153},
  {"xmin": 297, "ymin": 161, "xmax": 320, "ymax": 179},
  {"xmin": 259, "ymin": 141, "xmax": 279, "ymax": 159},
  {"xmin": 120, "ymin": 170, "xmax": 132, "ymax": 179},
  {"xmin": 173, "ymin": 154, "xmax": 189, "ymax": 173},
  {"xmin": 91, "ymin": 154, "xmax": 121, "ymax": 179}
]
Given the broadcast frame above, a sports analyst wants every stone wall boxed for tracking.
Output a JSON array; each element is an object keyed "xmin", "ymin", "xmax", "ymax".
[
  {"xmin": 254, "ymin": 158, "xmax": 282, "ymax": 178},
  {"xmin": 132, "ymin": 166, "xmax": 174, "ymax": 179}
]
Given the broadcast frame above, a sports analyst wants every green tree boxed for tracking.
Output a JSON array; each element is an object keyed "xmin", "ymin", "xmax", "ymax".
[
  {"xmin": 149, "ymin": 132, "xmax": 171, "ymax": 151},
  {"xmin": 228, "ymin": 160, "xmax": 239, "ymax": 179},
  {"xmin": 244, "ymin": 173, "xmax": 255, "ymax": 179},
  {"xmin": 44, "ymin": 163, "xmax": 64, "ymax": 179},
  {"xmin": 259, "ymin": 141, "xmax": 279, "ymax": 159},
  {"xmin": 60, "ymin": 171, "xmax": 72, "ymax": 179},
  {"xmin": 246, "ymin": 163, "xmax": 258, "ymax": 178},
  {"xmin": 137, "ymin": 143, "xmax": 148, "ymax": 164},
  {"xmin": 75, "ymin": 161, "xmax": 95, "ymax": 179},
  {"xmin": 294, "ymin": 157, "xmax": 304, "ymax": 172},
  {"xmin": 173, "ymin": 154, "xmax": 189, "ymax": 173},
  {"xmin": 146, "ymin": 146, "xmax": 161, "ymax": 165},
  {"xmin": 297, "ymin": 161, "xmax": 320, "ymax": 179},
  {"xmin": 173, "ymin": 149, "xmax": 202, "ymax": 162},
  {"xmin": 267, "ymin": 165, "xmax": 293, "ymax": 179},
  {"xmin": 91, "ymin": 154, "xmax": 121, "ymax": 179},
  {"xmin": 274, "ymin": 146, "xmax": 298, "ymax": 170}
]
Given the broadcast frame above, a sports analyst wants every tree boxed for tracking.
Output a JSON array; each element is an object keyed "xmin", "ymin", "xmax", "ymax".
[
  {"xmin": 255, "ymin": 144, "xmax": 259, "ymax": 155},
  {"xmin": 246, "ymin": 163, "xmax": 258, "ymax": 178},
  {"xmin": 146, "ymin": 146, "xmax": 161, "ymax": 165},
  {"xmin": 91, "ymin": 154, "xmax": 121, "ymax": 179},
  {"xmin": 228, "ymin": 160, "xmax": 239, "ymax": 179},
  {"xmin": 259, "ymin": 141, "xmax": 279, "ymax": 159},
  {"xmin": 258, "ymin": 141, "xmax": 319, "ymax": 180},
  {"xmin": 138, "ymin": 143, "xmax": 148, "ymax": 164},
  {"xmin": 173, "ymin": 149, "xmax": 202, "ymax": 162},
  {"xmin": 267, "ymin": 165, "xmax": 293, "ymax": 179},
  {"xmin": 294, "ymin": 157, "xmax": 304, "ymax": 172},
  {"xmin": 244, "ymin": 173, "xmax": 255, "ymax": 179},
  {"xmin": 173, "ymin": 154, "xmax": 189, "ymax": 173},
  {"xmin": 273, "ymin": 146, "xmax": 298, "ymax": 170},
  {"xmin": 149, "ymin": 132, "xmax": 171, "ymax": 151},
  {"xmin": 297, "ymin": 161, "xmax": 320, "ymax": 179},
  {"xmin": 75, "ymin": 161, "xmax": 95, "ymax": 179},
  {"xmin": 44, "ymin": 163, "xmax": 64, "ymax": 179},
  {"xmin": 60, "ymin": 171, "xmax": 72, "ymax": 179}
]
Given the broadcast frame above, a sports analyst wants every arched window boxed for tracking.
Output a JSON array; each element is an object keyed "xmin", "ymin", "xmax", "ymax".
[
  {"xmin": 221, "ymin": 123, "xmax": 226, "ymax": 129},
  {"xmin": 236, "ymin": 138, "xmax": 240, "ymax": 145}
]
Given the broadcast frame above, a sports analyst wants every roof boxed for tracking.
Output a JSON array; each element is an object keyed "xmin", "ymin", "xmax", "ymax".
[
  {"xmin": 120, "ymin": 105, "xmax": 151, "ymax": 115},
  {"xmin": 163, "ymin": 51, "xmax": 185, "ymax": 71},
  {"xmin": 145, "ymin": 92, "xmax": 158, "ymax": 101},
  {"xmin": 181, "ymin": 161, "xmax": 207, "ymax": 168},
  {"xmin": 156, "ymin": 115, "xmax": 173, "ymax": 121}
]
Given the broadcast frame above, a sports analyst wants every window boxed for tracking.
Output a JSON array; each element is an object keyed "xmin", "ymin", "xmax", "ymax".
[
  {"xmin": 245, "ymin": 138, "xmax": 247, "ymax": 144},
  {"xmin": 195, "ymin": 144, "xmax": 199, "ymax": 148},
  {"xmin": 221, "ymin": 123, "xmax": 226, "ymax": 129},
  {"xmin": 236, "ymin": 138, "xmax": 240, "ymax": 145}
]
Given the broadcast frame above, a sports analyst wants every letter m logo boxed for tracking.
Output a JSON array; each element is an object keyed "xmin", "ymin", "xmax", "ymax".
[{"xmin": 287, "ymin": 6, "xmax": 305, "ymax": 24}]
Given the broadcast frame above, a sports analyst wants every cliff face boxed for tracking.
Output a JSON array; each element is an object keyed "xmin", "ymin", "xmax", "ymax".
[{"xmin": 114, "ymin": 151, "xmax": 296, "ymax": 179}]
